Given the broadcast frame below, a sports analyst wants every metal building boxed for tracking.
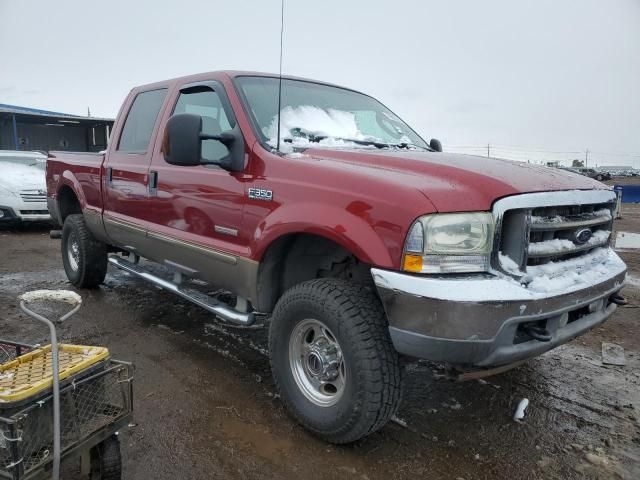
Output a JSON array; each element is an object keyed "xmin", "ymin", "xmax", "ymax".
[{"xmin": 0, "ymin": 104, "xmax": 114, "ymax": 153}]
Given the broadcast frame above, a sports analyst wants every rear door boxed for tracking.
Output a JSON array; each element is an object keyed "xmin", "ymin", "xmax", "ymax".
[{"xmin": 103, "ymin": 88, "xmax": 168, "ymax": 250}]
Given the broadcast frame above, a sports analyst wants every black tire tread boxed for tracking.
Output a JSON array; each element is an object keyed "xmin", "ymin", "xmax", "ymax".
[
  {"xmin": 97, "ymin": 435, "xmax": 122, "ymax": 480},
  {"xmin": 62, "ymin": 214, "xmax": 108, "ymax": 288},
  {"xmin": 269, "ymin": 278, "xmax": 402, "ymax": 444}
]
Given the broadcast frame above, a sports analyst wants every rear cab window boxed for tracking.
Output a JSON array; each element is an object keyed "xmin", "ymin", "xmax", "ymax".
[{"xmin": 118, "ymin": 89, "xmax": 168, "ymax": 153}]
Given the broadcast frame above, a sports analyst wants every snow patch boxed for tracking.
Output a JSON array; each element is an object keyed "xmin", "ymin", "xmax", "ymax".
[
  {"xmin": 524, "ymin": 247, "xmax": 621, "ymax": 293},
  {"xmin": 615, "ymin": 231, "xmax": 640, "ymax": 250},
  {"xmin": 528, "ymin": 230, "xmax": 610, "ymax": 255},
  {"xmin": 513, "ymin": 398, "xmax": 529, "ymax": 421},
  {"xmin": 499, "ymin": 252, "xmax": 523, "ymax": 274},
  {"xmin": 266, "ymin": 105, "xmax": 410, "ymax": 150},
  {"xmin": 531, "ymin": 215, "xmax": 564, "ymax": 224},
  {"xmin": 20, "ymin": 290, "xmax": 82, "ymax": 305},
  {"xmin": 531, "ymin": 209, "xmax": 611, "ymax": 225}
]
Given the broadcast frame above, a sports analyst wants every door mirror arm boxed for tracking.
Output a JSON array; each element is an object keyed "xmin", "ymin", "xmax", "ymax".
[{"xmin": 200, "ymin": 131, "xmax": 235, "ymax": 145}]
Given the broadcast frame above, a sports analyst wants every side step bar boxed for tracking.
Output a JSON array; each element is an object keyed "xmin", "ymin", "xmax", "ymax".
[{"xmin": 108, "ymin": 256, "xmax": 254, "ymax": 326}]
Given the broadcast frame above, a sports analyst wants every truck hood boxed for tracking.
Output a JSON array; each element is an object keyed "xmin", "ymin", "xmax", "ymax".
[
  {"xmin": 0, "ymin": 163, "xmax": 45, "ymax": 193},
  {"xmin": 303, "ymin": 148, "xmax": 609, "ymax": 212}
]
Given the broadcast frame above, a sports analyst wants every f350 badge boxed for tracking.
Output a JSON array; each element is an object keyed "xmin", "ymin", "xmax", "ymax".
[{"xmin": 248, "ymin": 188, "xmax": 273, "ymax": 201}]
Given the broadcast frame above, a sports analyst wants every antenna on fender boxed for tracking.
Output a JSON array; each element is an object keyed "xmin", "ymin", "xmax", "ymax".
[{"xmin": 276, "ymin": 0, "xmax": 285, "ymax": 152}]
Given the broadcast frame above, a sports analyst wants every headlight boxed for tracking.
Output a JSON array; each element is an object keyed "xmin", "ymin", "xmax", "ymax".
[{"xmin": 402, "ymin": 212, "xmax": 494, "ymax": 273}]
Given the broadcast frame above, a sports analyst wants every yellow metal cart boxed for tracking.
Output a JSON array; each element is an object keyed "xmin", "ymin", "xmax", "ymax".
[{"xmin": 0, "ymin": 291, "xmax": 133, "ymax": 480}]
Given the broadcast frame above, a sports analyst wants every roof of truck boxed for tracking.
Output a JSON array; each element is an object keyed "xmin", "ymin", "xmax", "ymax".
[{"xmin": 131, "ymin": 70, "xmax": 353, "ymax": 94}]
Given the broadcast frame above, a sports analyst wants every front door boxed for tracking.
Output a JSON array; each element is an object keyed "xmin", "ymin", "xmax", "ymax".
[{"xmin": 145, "ymin": 82, "xmax": 251, "ymax": 291}]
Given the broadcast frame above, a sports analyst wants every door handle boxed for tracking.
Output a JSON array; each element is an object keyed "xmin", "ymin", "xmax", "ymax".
[
  {"xmin": 106, "ymin": 167, "xmax": 113, "ymax": 187},
  {"xmin": 149, "ymin": 170, "xmax": 158, "ymax": 196}
]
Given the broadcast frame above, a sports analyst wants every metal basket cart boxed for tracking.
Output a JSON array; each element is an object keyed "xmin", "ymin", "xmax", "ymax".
[{"xmin": 0, "ymin": 291, "xmax": 133, "ymax": 480}]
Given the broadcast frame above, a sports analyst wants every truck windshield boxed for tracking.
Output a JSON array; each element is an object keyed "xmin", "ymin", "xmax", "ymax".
[{"xmin": 235, "ymin": 76, "xmax": 429, "ymax": 151}]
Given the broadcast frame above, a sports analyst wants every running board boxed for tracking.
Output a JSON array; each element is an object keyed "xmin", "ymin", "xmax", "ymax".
[{"xmin": 108, "ymin": 256, "xmax": 254, "ymax": 326}]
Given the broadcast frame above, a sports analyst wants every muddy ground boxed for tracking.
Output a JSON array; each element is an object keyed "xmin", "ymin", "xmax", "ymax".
[{"xmin": 1, "ymin": 204, "xmax": 639, "ymax": 480}]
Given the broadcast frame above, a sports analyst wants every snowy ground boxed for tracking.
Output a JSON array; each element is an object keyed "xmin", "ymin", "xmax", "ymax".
[{"xmin": 0, "ymin": 204, "xmax": 639, "ymax": 480}]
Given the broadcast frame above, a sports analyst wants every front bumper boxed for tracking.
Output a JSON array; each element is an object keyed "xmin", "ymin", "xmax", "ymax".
[
  {"xmin": 372, "ymin": 249, "xmax": 627, "ymax": 367},
  {"xmin": 0, "ymin": 204, "xmax": 51, "ymax": 223}
]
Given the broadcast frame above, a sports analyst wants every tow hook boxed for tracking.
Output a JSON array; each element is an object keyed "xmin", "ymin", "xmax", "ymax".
[
  {"xmin": 521, "ymin": 323, "xmax": 552, "ymax": 342},
  {"xmin": 610, "ymin": 294, "xmax": 627, "ymax": 306}
]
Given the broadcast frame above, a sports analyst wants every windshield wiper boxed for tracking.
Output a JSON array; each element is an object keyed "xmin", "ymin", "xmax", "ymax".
[
  {"xmin": 284, "ymin": 128, "xmax": 432, "ymax": 151},
  {"xmin": 284, "ymin": 129, "xmax": 392, "ymax": 149},
  {"xmin": 396, "ymin": 142, "xmax": 431, "ymax": 151}
]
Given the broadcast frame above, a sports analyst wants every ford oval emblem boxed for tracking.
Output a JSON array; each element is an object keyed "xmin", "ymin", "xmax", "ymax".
[{"xmin": 575, "ymin": 228, "xmax": 593, "ymax": 244}]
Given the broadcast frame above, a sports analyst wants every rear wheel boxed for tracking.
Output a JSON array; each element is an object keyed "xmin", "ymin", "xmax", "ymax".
[
  {"xmin": 61, "ymin": 214, "xmax": 108, "ymax": 288},
  {"xmin": 269, "ymin": 279, "xmax": 402, "ymax": 444}
]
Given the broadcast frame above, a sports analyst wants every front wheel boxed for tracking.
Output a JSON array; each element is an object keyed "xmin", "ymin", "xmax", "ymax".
[
  {"xmin": 269, "ymin": 279, "xmax": 402, "ymax": 444},
  {"xmin": 61, "ymin": 214, "xmax": 108, "ymax": 288}
]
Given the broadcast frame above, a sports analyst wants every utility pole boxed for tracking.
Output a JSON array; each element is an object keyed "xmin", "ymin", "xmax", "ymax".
[
  {"xmin": 487, "ymin": 143, "xmax": 490, "ymax": 158},
  {"xmin": 585, "ymin": 148, "xmax": 589, "ymax": 168}
]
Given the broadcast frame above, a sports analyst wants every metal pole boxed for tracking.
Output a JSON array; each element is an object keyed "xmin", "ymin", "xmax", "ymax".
[
  {"xmin": 17, "ymin": 295, "xmax": 80, "ymax": 480},
  {"xmin": 19, "ymin": 303, "xmax": 62, "ymax": 480},
  {"xmin": 12, "ymin": 114, "xmax": 19, "ymax": 150}
]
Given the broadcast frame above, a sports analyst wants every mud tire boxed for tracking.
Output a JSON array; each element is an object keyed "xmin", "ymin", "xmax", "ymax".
[
  {"xmin": 61, "ymin": 214, "xmax": 108, "ymax": 288},
  {"xmin": 269, "ymin": 279, "xmax": 402, "ymax": 444}
]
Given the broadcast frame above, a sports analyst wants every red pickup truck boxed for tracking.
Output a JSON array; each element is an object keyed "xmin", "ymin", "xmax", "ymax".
[{"xmin": 47, "ymin": 71, "xmax": 627, "ymax": 443}]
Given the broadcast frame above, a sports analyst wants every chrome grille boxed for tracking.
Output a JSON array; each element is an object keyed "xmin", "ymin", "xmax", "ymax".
[
  {"xmin": 19, "ymin": 190, "xmax": 47, "ymax": 203},
  {"xmin": 493, "ymin": 191, "xmax": 617, "ymax": 274},
  {"xmin": 526, "ymin": 204, "xmax": 613, "ymax": 266}
]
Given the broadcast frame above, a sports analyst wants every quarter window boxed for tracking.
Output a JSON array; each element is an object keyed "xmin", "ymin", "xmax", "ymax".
[{"xmin": 118, "ymin": 89, "xmax": 167, "ymax": 153}]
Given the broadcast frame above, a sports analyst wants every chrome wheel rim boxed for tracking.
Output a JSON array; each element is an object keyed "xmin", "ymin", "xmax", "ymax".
[
  {"xmin": 289, "ymin": 319, "xmax": 346, "ymax": 407},
  {"xmin": 67, "ymin": 231, "xmax": 80, "ymax": 272}
]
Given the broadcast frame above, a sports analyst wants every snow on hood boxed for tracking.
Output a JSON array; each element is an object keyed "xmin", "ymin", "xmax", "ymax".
[
  {"xmin": 301, "ymin": 148, "xmax": 610, "ymax": 212},
  {"xmin": 0, "ymin": 162, "xmax": 46, "ymax": 192}
]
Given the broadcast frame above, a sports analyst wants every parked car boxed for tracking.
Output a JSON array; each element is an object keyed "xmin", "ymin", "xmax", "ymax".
[
  {"xmin": 46, "ymin": 71, "xmax": 627, "ymax": 443},
  {"xmin": 0, "ymin": 150, "xmax": 51, "ymax": 223},
  {"xmin": 575, "ymin": 167, "xmax": 611, "ymax": 181}
]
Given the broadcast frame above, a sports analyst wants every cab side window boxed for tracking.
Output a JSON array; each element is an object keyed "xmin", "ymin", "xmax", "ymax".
[
  {"xmin": 118, "ymin": 88, "xmax": 167, "ymax": 153},
  {"xmin": 173, "ymin": 89, "xmax": 232, "ymax": 163}
]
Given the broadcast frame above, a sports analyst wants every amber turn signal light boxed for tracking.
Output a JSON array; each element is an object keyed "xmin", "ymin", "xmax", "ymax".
[{"xmin": 403, "ymin": 254, "xmax": 423, "ymax": 273}]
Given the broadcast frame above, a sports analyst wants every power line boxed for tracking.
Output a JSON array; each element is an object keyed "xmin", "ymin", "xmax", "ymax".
[{"xmin": 447, "ymin": 144, "xmax": 640, "ymax": 158}]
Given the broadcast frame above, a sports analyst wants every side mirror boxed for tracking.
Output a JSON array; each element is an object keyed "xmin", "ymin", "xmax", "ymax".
[
  {"xmin": 429, "ymin": 138, "xmax": 443, "ymax": 152},
  {"xmin": 165, "ymin": 113, "xmax": 204, "ymax": 166},
  {"xmin": 164, "ymin": 113, "xmax": 244, "ymax": 171}
]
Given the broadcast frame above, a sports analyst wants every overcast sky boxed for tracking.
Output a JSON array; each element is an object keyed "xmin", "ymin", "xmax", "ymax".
[{"xmin": 1, "ymin": 0, "xmax": 638, "ymax": 167}]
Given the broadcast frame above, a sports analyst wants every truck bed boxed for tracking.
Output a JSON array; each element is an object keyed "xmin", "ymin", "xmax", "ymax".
[{"xmin": 47, "ymin": 151, "xmax": 106, "ymax": 224}]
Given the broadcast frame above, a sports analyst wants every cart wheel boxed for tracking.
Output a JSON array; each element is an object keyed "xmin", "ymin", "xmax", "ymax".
[{"xmin": 91, "ymin": 435, "xmax": 122, "ymax": 480}]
